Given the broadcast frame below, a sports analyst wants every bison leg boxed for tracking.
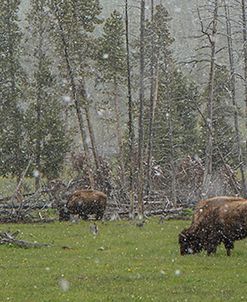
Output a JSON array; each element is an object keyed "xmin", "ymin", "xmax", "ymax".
[
  {"xmin": 223, "ymin": 239, "xmax": 234, "ymax": 256},
  {"xmin": 95, "ymin": 211, "xmax": 103, "ymax": 220},
  {"xmin": 59, "ymin": 207, "xmax": 71, "ymax": 221},
  {"xmin": 79, "ymin": 211, "xmax": 88, "ymax": 220},
  {"xmin": 207, "ymin": 246, "xmax": 217, "ymax": 256}
]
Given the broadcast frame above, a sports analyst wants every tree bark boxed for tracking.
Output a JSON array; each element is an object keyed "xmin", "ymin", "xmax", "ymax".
[
  {"xmin": 113, "ymin": 76, "xmax": 126, "ymax": 184},
  {"xmin": 78, "ymin": 78, "xmax": 101, "ymax": 174},
  {"xmin": 146, "ymin": 0, "xmax": 155, "ymax": 196},
  {"xmin": 167, "ymin": 99, "xmax": 177, "ymax": 207},
  {"xmin": 200, "ymin": 1, "xmax": 218, "ymax": 195},
  {"xmin": 241, "ymin": 0, "xmax": 247, "ymax": 172},
  {"xmin": 125, "ymin": 0, "xmax": 135, "ymax": 218},
  {"xmin": 35, "ymin": 6, "xmax": 44, "ymax": 191},
  {"xmin": 137, "ymin": 0, "xmax": 145, "ymax": 217},
  {"xmin": 224, "ymin": 1, "xmax": 247, "ymax": 197}
]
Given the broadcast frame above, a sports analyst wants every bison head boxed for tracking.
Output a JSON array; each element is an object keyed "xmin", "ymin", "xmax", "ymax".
[{"xmin": 179, "ymin": 229, "xmax": 202, "ymax": 255}]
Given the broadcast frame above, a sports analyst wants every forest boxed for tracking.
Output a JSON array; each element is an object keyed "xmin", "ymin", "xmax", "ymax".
[{"xmin": 1, "ymin": 0, "xmax": 247, "ymax": 217}]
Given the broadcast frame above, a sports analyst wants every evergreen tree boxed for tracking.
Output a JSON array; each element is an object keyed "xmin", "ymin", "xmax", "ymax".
[
  {"xmin": 143, "ymin": 4, "xmax": 199, "ymax": 165},
  {"xmin": 0, "ymin": 0, "xmax": 28, "ymax": 180},
  {"xmin": 26, "ymin": 0, "xmax": 70, "ymax": 184},
  {"xmin": 199, "ymin": 65, "xmax": 238, "ymax": 168},
  {"xmin": 97, "ymin": 10, "xmax": 126, "ymax": 183},
  {"xmin": 97, "ymin": 10, "xmax": 126, "ymax": 81},
  {"xmin": 153, "ymin": 67, "xmax": 199, "ymax": 163},
  {"xmin": 49, "ymin": 0, "xmax": 103, "ymax": 187}
]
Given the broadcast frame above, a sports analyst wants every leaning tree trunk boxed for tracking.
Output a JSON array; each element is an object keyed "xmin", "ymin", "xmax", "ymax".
[
  {"xmin": 224, "ymin": 1, "xmax": 247, "ymax": 197},
  {"xmin": 137, "ymin": 0, "xmax": 145, "ymax": 218},
  {"xmin": 54, "ymin": 10, "xmax": 94, "ymax": 188},
  {"xmin": 78, "ymin": 77, "xmax": 101, "ymax": 175},
  {"xmin": 125, "ymin": 0, "xmax": 135, "ymax": 218}
]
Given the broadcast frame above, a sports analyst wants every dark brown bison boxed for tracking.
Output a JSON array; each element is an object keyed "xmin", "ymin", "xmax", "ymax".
[
  {"xmin": 191, "ymin": 196, "xmax": 244, "ymax": 226},
  {"xmin": 59, "ymin": 190, "xmax": 107, "ymax": 221},
  {"xmin": 179, "ymin": 196, "xmax": 246, "ymax": 256}
]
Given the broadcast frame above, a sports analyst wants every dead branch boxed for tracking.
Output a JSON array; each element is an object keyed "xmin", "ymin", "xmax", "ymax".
[{"xmin": 0, "ymin": 231, "xmax": 50, "ymax": 248}]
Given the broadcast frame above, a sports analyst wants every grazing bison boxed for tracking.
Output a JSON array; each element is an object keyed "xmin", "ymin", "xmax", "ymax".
[
  {"xmin": 179, "ymin": 196, "xmax": 246, "ymax": 256},
  {"xmin": 59, "ymin": 190, "xmax": 107, "ymax": 221},
  {"xmin": 192, "ymin": 196, "xmax": 244, "ymax": 226}
]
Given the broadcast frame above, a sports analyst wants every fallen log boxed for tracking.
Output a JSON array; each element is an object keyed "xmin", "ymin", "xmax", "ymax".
[{"xmin": 0, "ymin": 231, "xmax": 50, "ymax": 248}]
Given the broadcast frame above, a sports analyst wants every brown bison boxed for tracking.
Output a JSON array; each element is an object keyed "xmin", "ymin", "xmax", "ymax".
[
  {"xmin": 179, "ymin": 196, "xmax": 246, "ymax": 256},
  {"xmin": 59, "ymin": 190, "xmax": 107, "ymax": 221},
  {"xmin": 191, "ymin": 196, "xmax": 244, "ymax": 226}
]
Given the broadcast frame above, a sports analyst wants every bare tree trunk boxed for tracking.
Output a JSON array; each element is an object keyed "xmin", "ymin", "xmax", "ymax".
[
  {"xmin": 167, "ymin": 99, "xmax": 177, "ymax": 207},
  {"xmin": 125, "ymin": 0, "xmax": 135, "ymax": 218},
  {"xmin": 54, "ymin": 9, "xmax": 94, "ymax": 188},
  {"xmin": 199, "ymin": 1, "xmax": 218, "ymax": 195},
  {"xmin": 11, "ymin": 159, "xmax": 32, "ymax": 203},
  {"xmin": 35, "ymin": 8, "xmax": 44, "ymax": 191},
  {"xmin": 78, "ymin": 79, "xmax": 101, "ymax": 175},
  {"xmin": 241, "ymin": 0, "xmax": 247, "ymax": 168},
  {"xmin": 195, "ymin": 104, "xmax": 240, "ymax": 195},
  {"xmin": 224, "ymin": 1, "xmax": 247, "ymax": 196},
  {"xmin": 146, "ymin": 0, "xmax": 155, "ymax": 196},
  {"xmin": 137, "ymin": 0, "xmax": 145, "ymax": 218},
  {"xmin": 6, "ymin": 0, "xmax": 22, "ymax": 183},
  {"xmin": 35, "ymin": 63, "xmax": 42, "ymax": 191},
  {"xmin": 113, "ymin": 76, "xmax": 126, "ymax": 184}
]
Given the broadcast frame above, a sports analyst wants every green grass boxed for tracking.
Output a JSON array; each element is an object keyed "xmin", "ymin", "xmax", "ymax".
[{"xmin": 1, "ymin": 219, "xmax": 247, "ymax": 301}]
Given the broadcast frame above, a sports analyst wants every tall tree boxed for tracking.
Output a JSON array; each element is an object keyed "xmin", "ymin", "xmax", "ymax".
[
  {"xmin": 223, "ymin": 0, "xmax": 246, "ymax": 196},
  {"xmin": 152, "ymin": 67, "xmax": 199, "ymax": 165},
  {"xmin": 125, "ymin": 0, "xmax": 135, "ymax": 217},
  {"xmin": 199, "ymin": 66, "xmax": 238, "ymax": 169},
  {"xmin": 144, "ymin": 4, "xmax": 174, "ymax": 195},
  {"xmin": 197, "ymin": 1, "xmax": 219, "ymax": 194},
  {"xmin": 137, "ymin": 0, "xmax": 145, "ymax": 217},
  {"xmin": 26, "ymin": 0, "xmax": 70, "ymax": 187},
  {"xmin": 241, "ymin": 0, "xmax": 247, "ymax": 138},
  {"xmin": 97, "ymin": 10, "xmax": 126, "ymax": 184},
  {"xmin": 0, "ymin": 0, "xmax": 28, "ymax": 182},
  {"xmin": 50, "ymin": 0, "xmax": 102, "ymax": 187},
  {"xmin": 146, "ymin": 0, "xmax": 155, "ymax": 196}
]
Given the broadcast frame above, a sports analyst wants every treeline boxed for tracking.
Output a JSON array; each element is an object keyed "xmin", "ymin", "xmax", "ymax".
[{"xmin": 1, "ymin": 0, "xmax": 247, "ymax": 213}]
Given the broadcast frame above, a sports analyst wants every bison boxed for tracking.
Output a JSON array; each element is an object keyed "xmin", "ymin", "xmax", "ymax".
[
  {"xmin": 59, "ymin": 190, "xmax": 107, "ymax": 221},
  {"xmin": 179, "ymin": 196, "xmax": 246, "ymax": 256}
]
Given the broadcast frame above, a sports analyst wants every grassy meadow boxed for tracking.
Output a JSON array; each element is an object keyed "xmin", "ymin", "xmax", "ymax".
[{"xmin": 1, "ymin": 219, "xmax": 247, "ymax": 302}]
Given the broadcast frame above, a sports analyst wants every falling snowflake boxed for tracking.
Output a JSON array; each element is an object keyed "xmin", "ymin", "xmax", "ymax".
[
  {"xmin": 62, "ymin": 95, "xmax": 72, "ymax": 104},
  {"xmin": 33, "ymin": 170, "xmax": 40, "ymax": 178},
  {"xmin": 58, "ymin": 278, "xmax": 70, "ymax": 292},
  {"xmin": 175, "ymin": 269, "xmax": 181, "ymax": 276}
]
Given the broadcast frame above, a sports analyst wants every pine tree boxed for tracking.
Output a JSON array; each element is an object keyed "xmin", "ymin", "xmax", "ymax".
[
  {"xmin": 97, "ymin": 10, "xmax": 126, "ymax": 183},
  {"xmin": 25, "ymin": 0, "xmax": 70, "ymax": 185},
  {"xmin": 144, "ymin": 4, "xmax": 174, "ymax": 193},
  {"xmin": 98, "ymin": 10, "xmax": 126, "ymax": 81},
  {"xmin": 0, "ymin": 0, "xmax": 28, "ymax": 181},
  {"xmin": 199, "ymin": 66, "xmax": 238, "ymax": 168},
  {"xmin": 143, "ymin": 5, "xmax": 199, "ymax": 166},
  {"xmin": 152, "ymin": 66, "xmax": 199, "ymax": 163},
  {"xmin": 49, "ymin": 0, "xmax": 102, "ymax": 187}
]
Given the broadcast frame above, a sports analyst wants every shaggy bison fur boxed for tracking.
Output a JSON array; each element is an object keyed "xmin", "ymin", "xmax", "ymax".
[
  {"xmin": 179, "ymin": 196, "xmax": 247, "ymax": 256},
  {"xmin": 59, "ymin": 190, "xmax": 107, "ymax": 221}
]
